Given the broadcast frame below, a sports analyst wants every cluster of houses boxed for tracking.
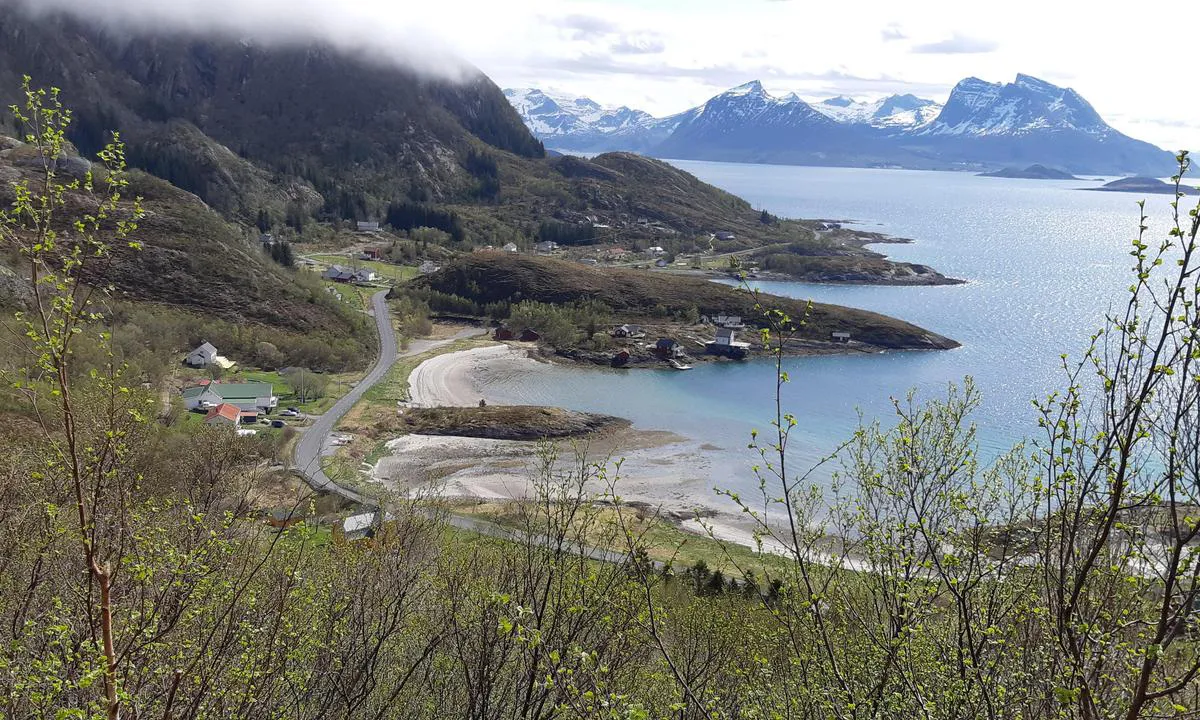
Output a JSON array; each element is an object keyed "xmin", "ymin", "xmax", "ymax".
[
  {"xmin": 702, "ymin": 315, "xmax": 744, "ymax": 328},
  {"xmin": 323, "ymin": 265, "xmax": 377, "ymax": 283},
  {"xmin": 493, "ymin": 326, "xmax": 541, "ymax": 342},
  {"xmin": 608, "ymin": 316, "xmax": 759, "ymax": 364},
  {"xmin": 182, "ymin": 380, "xmax": 278, "ymax": 427},
  {"xmin": 181, "ymin": 343, "xmax": 276, "ymax": 430},
  {"xmin": 484, "ymin": 241, "xmax": 562, "ymax": 254},
  {"xmin": 486, "ymin": 240, "xmax": 670, "ymax": 264}
]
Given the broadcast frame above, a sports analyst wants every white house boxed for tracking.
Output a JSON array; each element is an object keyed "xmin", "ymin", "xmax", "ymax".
[
  {"xmin": 706, "ymin": 327, "xmax": 752, "ymax": 359},
  {"xmin": 502, "ymin": 242, "xmax": 519, "ymax": 253},
  {"xmin": 356, "ymin": 221, "xmax": 381, "ymax": 232},
  {"xmin": 832, "ymin": 331, "xmax": 852, "ymax": 343},
  {"xmin": 339, "ymin": 511, "xmax": 379, "ymax": 542},
  {"xmin": 182, "ymin": 382, "xmax": 277, "ymax": 413},
  {"xmin": 713, "ymin": 327, "xmax": 750, "ymax": 349},
  {"xmin": 185, "ymin": 342, "xmax": 218, "ymax": 368},
  {"xmin": 535, "ymin": 240, "xmax": 558, "ymax": 253},
  {"xmin": 647, "ymin": 246, "xmax": 666, "ymax": 256}
]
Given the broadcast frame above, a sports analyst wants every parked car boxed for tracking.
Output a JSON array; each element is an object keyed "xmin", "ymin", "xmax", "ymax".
[
  {"xmin": 286, "ymin": 406, "xmax": 301, "ymax": 413},
  {"xmin": 280, "ymin": 409, "xmax": 299, "ymax": 417},
  {"xmin": 271, "ymin": 420, "xmax": 285, "ymax": 428}
]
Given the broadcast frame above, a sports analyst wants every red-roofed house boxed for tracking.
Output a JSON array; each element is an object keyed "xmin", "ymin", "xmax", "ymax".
[{"xmin": 204, "ymin": 403, "xmax": 242, "ymax": 426}]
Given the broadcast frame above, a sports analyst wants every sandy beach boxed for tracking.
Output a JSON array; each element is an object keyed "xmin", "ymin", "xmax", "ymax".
[
  {"xmin": 383, "ymin": 343, "xmax": 774, "ymax": 528},
  {"xmin": 407, "ymin": 344, "xmax": 524, "ymax": 407}
]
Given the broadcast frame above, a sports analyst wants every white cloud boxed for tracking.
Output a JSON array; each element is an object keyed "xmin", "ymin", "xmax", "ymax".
[
  {"xmin": 911, "ymin": 34, "xmax": 998, "ymax": 55},
  {"xmin": 4, "ymin": 0, "xmax": 472, "ymax": 80}
]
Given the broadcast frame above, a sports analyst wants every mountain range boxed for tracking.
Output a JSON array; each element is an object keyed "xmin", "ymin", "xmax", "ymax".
[{"xmin": 506, "ymin": 75, "xmax": 1175, "ymax": 176}]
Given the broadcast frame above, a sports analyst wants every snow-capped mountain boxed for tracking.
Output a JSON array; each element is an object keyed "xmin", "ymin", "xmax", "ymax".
[
  {"xmin": 680, "ymin": 81, "xmax": 834, "ymax": 129},
  {"xmin": 654, "ymin": 81, "xmax": 881, "ymax": 165},
  {"xmin": 920, "ymin": 74, "xmax": 1105, "ymax": 136},
  {"xmin": 502, "ymin": 88, "xmax": 680, "ymax": 153},
  {"xmin": 814, "ymin": 94, "xmax": 942, "ymax": 130},
  {"xmin": 504, "ymin": 75, "xmax": 1173, "ymax": 175},
  {"xmin": 901, "ymin": 74, "xmax": 1172, "ymax": 174}
]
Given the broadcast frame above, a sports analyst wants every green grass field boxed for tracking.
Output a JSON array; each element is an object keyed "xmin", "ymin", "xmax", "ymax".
[
  {"xmin": 309, "ymin": 254, "xmax": 420, "ymax": 283},
  {"xmin": 239, "ymin": 368, "xmax": 358, "ymax": 414}
]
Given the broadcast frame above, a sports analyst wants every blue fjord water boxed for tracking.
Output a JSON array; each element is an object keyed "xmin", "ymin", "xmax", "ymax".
[{"xmin": 477, "ymin": 161, "xmax": 1187, "ymax": 493}]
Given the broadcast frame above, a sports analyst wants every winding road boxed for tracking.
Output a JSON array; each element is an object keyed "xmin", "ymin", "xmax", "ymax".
[
  {"xmin": 289, "ymin": 291, "xmax": 637, "ymax": 566},
  {"xmin": 292, "ymin": 289, "xmax": 483, "ymax": 506}
]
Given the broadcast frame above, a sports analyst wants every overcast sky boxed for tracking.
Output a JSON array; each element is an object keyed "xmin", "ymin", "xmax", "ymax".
[{"xmin": 18, "ymin": 0, "xmax": 1200, "ymax": 150}]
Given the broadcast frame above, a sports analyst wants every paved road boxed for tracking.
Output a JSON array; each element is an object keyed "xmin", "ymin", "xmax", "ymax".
[
  {"xmin": 292, "ymin": 289, "xmax": 482, "ymax": 506},
  {"xmin": 290, "ymin": 296, "xmax": 638, "ymax": 567}
]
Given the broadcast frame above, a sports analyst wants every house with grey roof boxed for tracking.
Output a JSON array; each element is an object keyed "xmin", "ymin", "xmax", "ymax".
[
  {"xmin": 185, "ymin": 342, "xmax": 219, "ymax": 368},
  {"xmin": 323, "ymin": 265, "xmax": 376, "ymax": 283}
]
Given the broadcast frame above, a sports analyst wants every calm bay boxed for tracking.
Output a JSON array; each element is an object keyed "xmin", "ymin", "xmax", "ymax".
[{"xmin": 475, "ymin": 161, "xmax": 1187, "ymax": 495}]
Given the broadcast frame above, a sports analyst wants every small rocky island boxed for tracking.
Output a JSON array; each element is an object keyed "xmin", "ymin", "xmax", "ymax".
[
  {"xmin": 979, "ymin": 164, "xmax": 1078, "ymax": 180},
  {"xmin": 1089, "ymin": 177, "xmax": 1200, "ymax": 195}
]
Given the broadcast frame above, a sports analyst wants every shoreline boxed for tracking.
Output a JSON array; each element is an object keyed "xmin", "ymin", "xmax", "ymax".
[
  {"xmin": 407, "ymin": 343, "xmax": 522, "ymax": 407},
  {"xmin": 387, "ymin": 344, "xmax": 785, "ymax": 543}
]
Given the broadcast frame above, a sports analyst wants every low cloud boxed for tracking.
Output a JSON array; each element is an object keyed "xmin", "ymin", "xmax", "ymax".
[
  {"xmin": 881, "ymin": 23, "xmax": 907, "ymax": 41},
  {"xmin": 550, "ymin": 13, "xmax": 621, "ymax": 41},
  {"xmin": 609, "ymin": 34, "xmax": 665, "ymax": 55},
  {"xmin": 911, "ymin": 33, "xmax": 998, "ymax": 54},
  {"xmin": 530, "ymin": 53, "xmax": 950, "ymax": 106},
  {"xmin": 3, "ymin": 0, "xmax": 472, "ymax": 80}
]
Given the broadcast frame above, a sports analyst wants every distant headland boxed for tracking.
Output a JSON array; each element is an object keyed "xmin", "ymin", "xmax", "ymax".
[
  {"xmin": 1087, "ymin": 177, "xmax": 1200, "ymax": 195},
  {"xmin": 978, "ymin": 164, "xmax": 1078, "ymax": 180}
]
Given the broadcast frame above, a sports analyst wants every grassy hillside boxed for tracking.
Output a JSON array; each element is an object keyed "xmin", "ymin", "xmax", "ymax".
[
  {"xmin": 413, "ymin": 253, "xmax": 958, "ymax": 350},
  {"xmin": 0, "ymin": 138, "xmax": 374, "ymax": 371},
  {"xmin": 0, "ymin": 8, "xmax": 948, "ymax": 285}
]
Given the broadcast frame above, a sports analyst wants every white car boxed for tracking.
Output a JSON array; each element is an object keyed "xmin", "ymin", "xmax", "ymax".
[{"xmin": 280, "ymin": 409, "xmax": 300, "ymax": 417}]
